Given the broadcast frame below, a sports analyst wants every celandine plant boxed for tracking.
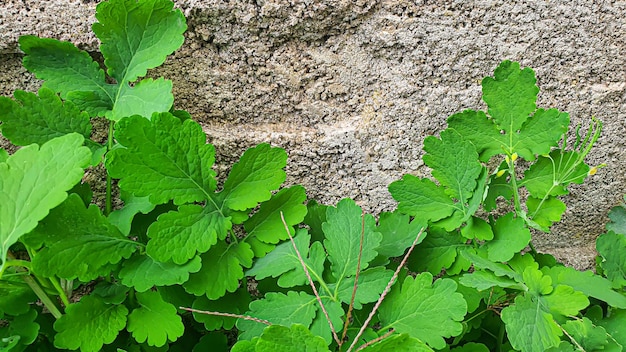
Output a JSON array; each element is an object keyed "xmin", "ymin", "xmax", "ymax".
[{"xmin": 0, "ymin": 0, "xmax": 624, "ymax": 350}]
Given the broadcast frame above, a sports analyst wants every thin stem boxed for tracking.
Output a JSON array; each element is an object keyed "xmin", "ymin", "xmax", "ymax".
[
  {"xmin": 341, "ymin": 210, "xmax": 366, "ymax": 345},
  {"xmin": 49, "ymin": 278, "xmax": 71, "ymax": 308},
  {"xmin": 22, "ymin": 275, "xmax": 62, "ymax": 319},
  {"xmin": 280, "ymin": 212, "xmax": 341, "ymax": 346},
  {"xmin": 179, "ymin": 307, "xmax": 272, "ymax": 326},
  {"xmin": 355, "ymin": 328, "xmax": 395, "ymax": 351},
  {"xmin": 346, "ymin": 227, "xmax": 425, "ymax": 352},
  {"xmin": 105, "ymin": 120, "xmax": 114, "ymax": 216}
]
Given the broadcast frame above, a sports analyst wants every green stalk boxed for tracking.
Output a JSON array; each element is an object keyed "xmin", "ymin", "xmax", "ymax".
[
  {"xmin": 49, "ymin": 277, "xmax": 71, "ymax": 308},
  {"xmin": 22, "ymin": 275, "xmax": 63, "ymax": 319},
  {"xmin": 105, "ymin": 120, "xmax": 114, "ymax": 216}
]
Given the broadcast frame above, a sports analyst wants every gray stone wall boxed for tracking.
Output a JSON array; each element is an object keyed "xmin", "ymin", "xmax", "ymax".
[{"xmin": 2, "ymin": 0, "xmax": 625, "ymax": 269}]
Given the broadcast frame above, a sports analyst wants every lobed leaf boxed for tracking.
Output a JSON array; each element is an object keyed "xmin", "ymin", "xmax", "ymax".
[
  {"xmin": 362, "ymin": 334, "xmax": 432, "ymax": 352},
  {"xmin": 93, "ymin": 0, "xmax": 187, "ymax": 84},
  {"xmin": 378, "ymin": 273, "xmax": 467, "ymax": 349},
  {"xmin": 146, "ymin": 204, "xmax": 229, "ymax": 264},
  {"xmin": 0, "ymin": 88, "xmax": 91, "ymax": 146},
  {"xmin": 0, "ymin": 308, "xmax": 39, "ymax": 348},
  {"xmin": 242, "ymin": 324, "xmax": 330, "ymax": 352},
  {"xmin": 485, "ymin": 213, "xmax": 531, "ymax": 262},
  {"xmin": 107, "ymin": 113, "xmax": 217, "ymax": 205},
  {"xmin": 108, "ymin": 191, "xmax": 156, "ymax": 236},
  {"xmin": 127, "ymin": 290, "xmax": 184, "ymax": 347},
  {"xmin": 595, "ymin": 231, "xmax": 626, "ymax": 289},
  {"xmin": 407, "ymin": 227, "xmax": 467, "ymax": 275},
  {"xmin": 522, "ymin": 150, "xmax": 589, "ymax": 199},
  {"xmin": 501, "ymin": 294, "xmax": 562, "ymax": 352},
  {"xmin": 0, "ymin": 133, "xmax": 90, "ymax": 270},
  {"xmin": 220, "ymin": 143, "xmax": 288, "ymax": 211},
  {"xmin": 330, "ymin": 267, "xmax": 394, "ymax": 309},
  {"xmin": 184, "ymin": 241, "xmax": 254, "ymax": 299},
  {"xmin": 191, "ymin": 288, "xmax": 251, "ymax": 331},
  {"xmin": 29, "ymin": 194, "xmax": 138, "ymax": 281},
  {"xmin": 107, "ymin": 78, "xmax": 174, "ymax": 121},
  {"xmin": 54, "ymin": 295, "xmax": 128, "ymax": 352},
  {"xmin": 606, "ymin": 198, "xmax": 626, "ymax": 234},
  {"xmin": 19, "ymin": 35, "xmax": 114, "ymax": 114},
  {"xmin": 119, "ymin": 254, "xmax": 201, "ymax": 292},
  {"xmin": 323, "ymin": 199, "xmax": 382, "ymax": 282},
  {"xmin": 376, "ymin": 211, "xmax": 427, "ymax": 258},
  {"xmin": 527, "ymin": 196, "xmax": 566, "ymax": 230},
  {"xmin": 236, "ymin": 291, "xmax": 318, "ymax": 342}
]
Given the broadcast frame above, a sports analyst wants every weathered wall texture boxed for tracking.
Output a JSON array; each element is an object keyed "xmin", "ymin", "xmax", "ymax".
[{"xmin": 2, "ymin": 0, "xmax": 625, "ymax": 268}]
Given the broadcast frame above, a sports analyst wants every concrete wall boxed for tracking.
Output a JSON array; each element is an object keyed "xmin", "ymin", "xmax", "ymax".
[{"xmin": 2, "ymin": 0, "xmax": 625, "ymax": 269}]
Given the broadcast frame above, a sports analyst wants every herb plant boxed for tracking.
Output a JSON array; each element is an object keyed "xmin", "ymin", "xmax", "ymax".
[{"xmin": 0, "ymin": 0, "xmax": 624, "ymax": 351}]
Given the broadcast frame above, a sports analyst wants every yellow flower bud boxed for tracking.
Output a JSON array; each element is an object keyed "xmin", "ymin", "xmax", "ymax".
[
  {"xmin": 496, "ymin": 169, "xmax": 506, "ymax": 178},
  {"xmin": 588, "ymin": 166, "xmax": 598, "ymax": 176},
  {"xmin": 511, "ymin": 153, "xmax": 518, "ymax": 162}
]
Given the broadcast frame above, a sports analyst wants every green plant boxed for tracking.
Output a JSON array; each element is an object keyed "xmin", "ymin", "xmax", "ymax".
[
  {"xmin": 0, "ymin": 0, "xmax": 304, "ymax": 350},
  {"xmin": 1, "ymin": 0, "xmax": 624, "ymax": 350}
]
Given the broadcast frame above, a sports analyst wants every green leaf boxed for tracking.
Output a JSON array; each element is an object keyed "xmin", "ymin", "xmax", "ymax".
[
  {"xmin": 0, "ymin": 150, "xmax": 7, "ymax": 163},
  {"xmin": 92, "ymin": 281, "xmax": 129, "ymax": 304},
  {"xmin": 107, "ymin": 78, "xmax": 174, "ymax": 121},
  {"xmin": 308, "ymin": 298, "xmax": 344, "ymax": 345},
  {"xmin": 108, "ymin": 191, "xmax": 156, "ymax": 236},
  {"xmin": 362, "ymin": 334, "xmax": 432, "ymax": 352},
  {"xmin": 522, "ymin": 150, "xmax": 589, "ymax": 198},
  {"xmin": 423, "ymin": 129, "xmax": 482, "ymax": 203},
  {"xmin": 107, "ymin": 113, "xmax": 217, "ymax": 205},
  {"xmin": 486, "ymin": 213, "xmax": 531, "ymax": 262},
  {"xmin": 29, "ymin": 194, "xmax": 138, "ymax": 281},
  {"xmin": 303, "ymin": 200, "xmax": 328, "ymax": 243},
  {"xmin": 407, "ymin": 227, "xmax": 467, "ymax": 275},
  {"xmin": 0, "ymin": 274, "xmax": 38, "ymax": 315},
  {"xmin": 378, "ymin": 273, "xmax": 467, "ymax": 349},
  {"xmin": 376, "ymin": 211, "xmax": 427, "ymax": 258},
  {"xmin": 596, "ymin": 231, "xmax": 626, "ymax": 289},
  {"xmin": 591, "ymin": 308, "xmax": 626, "ymax": 348},
  {"xmin": 254, "ymin": 324, "xmax": 330, "ymax": 352},
  {"xmin": 147, "ymin": 204, "xmax": 228, "ymax": 264},
  {"xmin": 246, "ymin": 230, "xmax": 325, "ymax": 288},
  {"xmin": 323, "ymin": 199, "xmax": 382, "ymax": 281},
  {"xmin": 237, "ymin": 291, "xmax": 318, "ymax": 342},
  {"xmin": 483, "ymin": 170, "xmax": 513, "ymax": 211},
  {"xmin": 0, "ymin": 133, "xmax": 90, "ymax": 270},
  {"xmin": 389, "ymin": 175, "xmax": 455, "ymax": 223},
  {"xmin": 562, "ymin": 317, "xmax": 609, "ymax": 352},
  {"xmin": 127, "ymin": 291, "xmax": 184, "ymax": 347},
  {"xmin": 331, "ymin": 267, "xmax": 394, "ymax": 309},
  {"xmin": 119, "ymin": 254, "xmax": 201, "ymax": 292},
  {"xmin": 501, "ymin": 294, "xmax": 562, "ymax": 352},
  {"xmin": 0, "ymin": 308, "xmax": 39, "ymax": 347},
  {"xmin": 191, "ymin": 288, "xmax": 251, "ymax": 331},
  {"xmin": 459, "ymin": 271, "xmax": 524, "ymax": 291},
  {"xmin": 54, "ymin": 295, "xmax": 128, "ymax": 352},
  {"xmin": 482, "ymin": 60, "xmax": 538, "ymax": 135},
  {"xmin": 527, "ymin": 196, "xmax": 566, "ymax": 230},
  {"xmin": 220, "ymin": 143, "xmax": 288, "ymax": 211},
  {"xmin": 19, "ymin": 35, "xmax": 113, "ymax": 113},
  {"xmin": 606, "ymin": 199, "xmax": 626, "ymax": 235},
  {"xmin": 461, "ymin": 216, "xmax": 493, "ymax": 241},
  {"xmin": 448, "ymin": 61, "xmax": 568, "ymax": 161},
  {"xmin": 0, "ymin": 88, "xmax": 91, "ymax": 146},
  {"xmin": 93, "ymin": 0, "xmax": 186, "ymax": 84},
  {"xmin": 542, "ymin": 266, "xmax": 626, "ymax": 308},
  {"xmin": 184, "ymin": 242, "xmax": 254, "ymax": 299},
  {"xmin": 244, "ymin": 185, "xmax": 308, "ymax": 244}
]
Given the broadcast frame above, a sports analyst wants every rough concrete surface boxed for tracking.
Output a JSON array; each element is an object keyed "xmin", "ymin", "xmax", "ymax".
[{"xmin": 2, "ymin": 0, "xmax": 626, "ymax": 270}]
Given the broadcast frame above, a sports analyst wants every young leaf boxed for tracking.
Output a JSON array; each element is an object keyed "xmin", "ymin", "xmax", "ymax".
[
  {"xmin": 596, "ymin": 231, "xmax": 626, "ymax": 289},
  {"xmin": 28, "ymin": 194, "xmax": 138, "ymax": 281},
  {"xmin": 521, "ymin": 150, "xmax": 589, "ymax": 198},
  {"xmin": 448, "ymin": 61, "xmax": 569, "ymax": 162},
  {"xmin": 0, "ymin": 133, "xmax": 90, "ymax": 271},
  {"xmin": 108, "ymin": 191, "xmax": 156, "ymax": 236},
  {"xmin": 184, "ymin": 241, "xmax": 254, "ymax": 299},
  {"xmin": 0, "ymin": 88, "xmax": 91, "ymax": 146},
  {"xmin": 485, "ymin": 213, "xmax": 531, "ymax": 262},
  {"xmin": 323, "ymin": 199, "xmax": 382, "ymax": 282},
  {"xmin": 93, "ymin": 0, "xmax": 186, "ymax": 84},
  {"xmin": 378, "ymin": 273, "xmax": 467, "ymax": 349},
  {"xmin": 54, "ymin": 295, "xmax": 128, "ymax": 352},
  {"xmin": 127, "ymin": 290, "xmax": 184, "ymax": 347},
  {"xmin": 236, "ymin": 291, "xmax": 318, "ymax": 341},
  {"xmin": 0, "ymin": 308, "xmax": 39, "ymax": 348},
  {"xmin": 119, "ymin": 254, "xmax": 202, "ymax": 292}
]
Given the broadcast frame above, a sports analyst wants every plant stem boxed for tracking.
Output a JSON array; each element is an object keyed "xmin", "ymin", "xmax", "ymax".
[
  {"xmin": 49, "ymin": 278, "xmax": 71, "ymax": 308},
  {"xmin": 22, "ymin": 275, "xmax": 63, "ymax": 319}
]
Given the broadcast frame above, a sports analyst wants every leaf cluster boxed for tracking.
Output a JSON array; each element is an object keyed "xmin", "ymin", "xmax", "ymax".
[{"xmin": 0, "ymin": 1, "xmax": 623, "ymax": 351}]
